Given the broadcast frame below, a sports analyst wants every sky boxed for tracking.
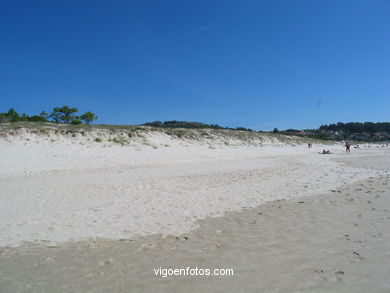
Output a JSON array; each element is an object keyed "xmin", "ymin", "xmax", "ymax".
[{"xmin": 0, "ymin": 0, "xmax": 389, "ymax": 130}]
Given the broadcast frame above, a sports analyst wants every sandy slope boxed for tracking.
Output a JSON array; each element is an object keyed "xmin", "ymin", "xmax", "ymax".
[{"xmin": 0, "ymin": 132, "xmax": 386, "ymax": 247}]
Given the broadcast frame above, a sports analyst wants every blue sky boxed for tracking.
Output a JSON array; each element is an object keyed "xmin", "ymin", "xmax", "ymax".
[{"xmin": 0, "ymin": 0, "xmax": 389, "ymax": 130}]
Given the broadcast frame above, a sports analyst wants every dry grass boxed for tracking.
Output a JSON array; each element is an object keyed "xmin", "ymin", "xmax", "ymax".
[
  {"xmin": 0, "ymin": 122, "xmax": 337, "ymax": 146},
  {"xmin": 111, "ymin": 136, "xmax": 129, "ymax": 146}
]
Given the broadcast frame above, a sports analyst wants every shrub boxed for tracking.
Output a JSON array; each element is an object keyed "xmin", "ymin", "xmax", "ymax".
[
  {"xmin": 28, "ymin": 115, "xmax": 47, "ymax": 122},
  {"xmin": 112, "ymin": 136, "xmax": 128, "ymax": 146},
  {"xmin": 71, "ymin": 119, "xmax": 82, "ymax": 125}
]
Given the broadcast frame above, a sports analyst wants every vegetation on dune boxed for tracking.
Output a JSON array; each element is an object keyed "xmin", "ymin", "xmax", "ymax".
[
  {"xmin": 1, "ymin": 107, "xmax": 389, "ymax": 142},
  {"xmin": 142, "ymin": 120, "xmax": 253, "ymax": 132},
  {"xmin": 0, "ymin": 108, "xmax": 47, "ymax": 123},
  {"xmin": 0, "ymin": 120, "xmax": 333, "ymax": 146},
  {"xmin": 111, "ymin": 136, "xmax": 129, "ymax": 146},
  {"xmin": 0, "ymin": 106, "xmax": 98, "ymax": 125}
]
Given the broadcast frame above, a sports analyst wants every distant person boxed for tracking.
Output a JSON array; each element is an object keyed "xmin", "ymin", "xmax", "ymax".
[
  {"xmin": 308, "ymin": 143, "xmax": 312, "ymax": 148},
  {"xmin": 345, "ymin": 142, "xmax": 351, "ymax": 154},
  {"xmin": 319, "ymin": 149, "xmax": 332, "ymax": 154}
]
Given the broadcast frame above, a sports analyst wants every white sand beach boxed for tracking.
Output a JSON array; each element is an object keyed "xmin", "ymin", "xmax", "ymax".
[
  {"xmin": 2, "ymin": 0, "xmax": 389, "ymax": 291},
  {"xmin": 0, "ymin": 126, "xmax": 389, "ymax": 292}
]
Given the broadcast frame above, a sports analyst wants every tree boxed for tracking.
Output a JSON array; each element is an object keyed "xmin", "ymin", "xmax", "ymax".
[
  {"xmin": 50, "ymin": 106, "xmax": 78, "ymax": 124},
  {"xmin": 7, "ymin": 108, "xmax": 21, "ymax": 122},
  {"xmin": 49, "ymin": 109, "xmax": 62, "ymax": 123},
  {"xmin": 273, "ymin": 128, "xmax": 279, "ymax": 133},
  {"xmin": 21, "ymin": 113, "xmax": 28, "ymax": 121},
  {"xmin": 40, "ymin": 111, "xmax": 49, "ymax": 120},
  {"xmin": 80, "ymin": 111, "xmax": 98, "ymax": 124}
]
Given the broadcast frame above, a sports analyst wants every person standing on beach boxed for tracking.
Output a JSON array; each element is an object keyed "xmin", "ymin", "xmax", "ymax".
[{"xmin": 345, "ymin": 142, "xmax": 351, "ymax": 154}]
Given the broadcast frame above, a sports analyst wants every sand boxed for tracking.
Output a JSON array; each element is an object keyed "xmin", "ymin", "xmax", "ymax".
[{"xmin": 0, "ymin": 131, "xmax": 389, "ymax": 292}]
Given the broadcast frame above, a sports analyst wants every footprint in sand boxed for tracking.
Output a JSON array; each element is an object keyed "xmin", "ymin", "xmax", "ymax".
[
  {"xmin": 335, "ymin": 271, "xmax": 344, "ymax": 281},
  {"xmin": 353, "ymin": 251, "xmax": 365, "ymax": 261},
  {"xmin": 98, "ymin": 258, "xmax": 114, "ymax": 266}
]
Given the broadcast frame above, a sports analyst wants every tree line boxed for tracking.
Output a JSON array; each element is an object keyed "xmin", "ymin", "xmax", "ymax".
[
  {"xmin": 0, "ymin": 106, "xmax": 98, "ymax": 124},
  {"xmin": 319, "ymin": 122, "xmax": 390, "ymax": 134},
  {"xmin": 142, "ymin": 120, "xmax": 253, "ymax": 131}
]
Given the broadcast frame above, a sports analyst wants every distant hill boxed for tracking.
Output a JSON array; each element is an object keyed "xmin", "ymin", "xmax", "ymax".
[
  {"xmin": 142, "ymin": 120, "xmax": 254, "ymax": 132},
  {"xmin": 282, "ymin": 122, "xmax": 390, "ymax": 142}
]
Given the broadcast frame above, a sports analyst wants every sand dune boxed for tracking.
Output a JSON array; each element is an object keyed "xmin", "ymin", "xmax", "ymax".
[{"xmin": 0, "ymin": 131, "xmax": 386, "ymax": 247}]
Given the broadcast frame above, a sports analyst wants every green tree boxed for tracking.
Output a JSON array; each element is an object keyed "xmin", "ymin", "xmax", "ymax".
[
  {"xmin": 50, "ymin": 106, "xmax": 78, "ymax": 124},
  {"xmin": 21, "ymin": 113, "xmax": 29, "ymax": 121},
  {"xmin": 7, "ymin": 108, "xmax": 21, "ymax": 122},
  {"xmin": 80, "ymin": 111, "xmax": 98, "ymax": 124},
  {"xmin": 40, "ymin": 111, "xmax": 49, "ymax": 120}
]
